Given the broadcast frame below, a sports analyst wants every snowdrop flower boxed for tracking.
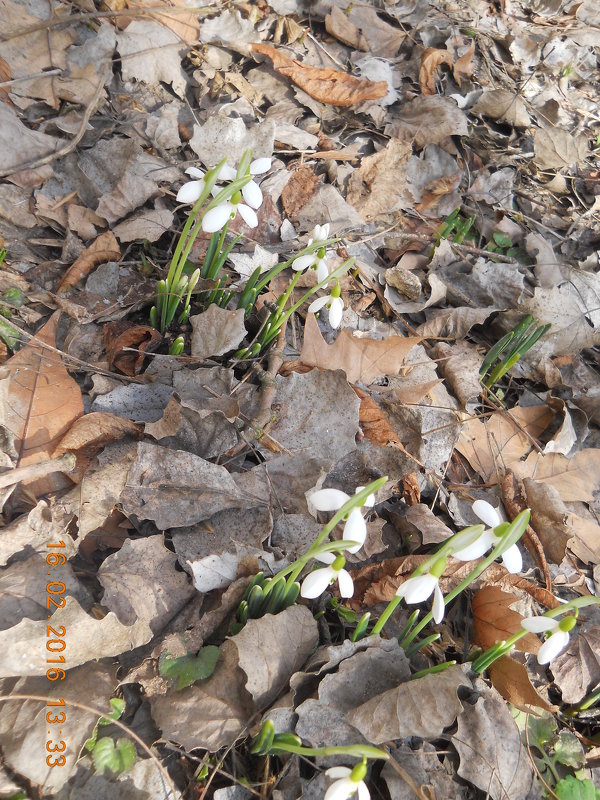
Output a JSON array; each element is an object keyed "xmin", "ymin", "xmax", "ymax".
[
  {"xmin": 310, "ymin": 486, "xmax": 375, "ymax": 554},
  {"xmin": 522, "ymin": 615, "xmax": 576, "ymax": 664},
  {"xmin": 325, "ymin": 762, "xmax": 369, "ymax": 800},
  {"xmin": 395, "ymin": 557, "xmax": 446, "ymax": 624},
  {"xmin": 307, "ymin": 281, "xmax": 344, "ymax": 328},
  {"xmin": 176, "ymin": 158, "xmax": 272, "ymax": 232},
  {"xmin": 291, "ymin": 223, "xmax": 331, "ymax": 283},
  {"xmin": 300, "ymin": 553, "xmax": 353, "ymax": 599},
  {"xmin": 451, "ymin": 499, "xmax": 522, "ymax": 573}
]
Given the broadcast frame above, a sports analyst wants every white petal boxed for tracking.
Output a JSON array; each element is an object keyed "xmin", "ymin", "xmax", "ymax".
[
  {"xmin": 313, "ymin": 223, "xmax": 330, "ymax": 241},
  {"xmin": 316, "ymin": 258, "xmax": 330, "ymax": 283},
  {"xmin": 315, "ymin": 551, "xmax": 336, "ymax": 565},
  {"xmin": 202, "ymin": 203, "xmax": 233, "ymax": 232},
  {"xmin": 326, "ymin": 768, "xmax": 352, "ymax": 779},
  {"xmin": 237, "ymin": 203, "xmax": 259, "ymax": 228},
  {"xmin": 502, "ymin": 544, "xmax": 522, "ymax": 573},
  {"xmin": 292, "ymin": 253, "xmax": 316, "ymax": 272},
  {"xmin": 308, "ymin": 295, "xmax": 331, "ymax": 314},
  {"xmin": 300, "ymin": 568, "xmax": 335, "ymax": 599},
  {"xmin": 337, "ymin": 569, "xmax": 354, "ymax": 598},
  {"xmin": 521, "ymin": 617, "xmax": 560, "ymax": 633},
  {"xmin": 176, "ymin": 180, "xmax": 205, "ymax": 204},
  {"xmin": 242, "ymin": 180, "xmax": 263, "ymax": 209},
  {"xmin": 329, "ymin": 297, "xmax": 344, "ymax": 328},
  {"xmin": 472, "ymin": 499, "xmax": 502, "ymax": 528},
  {"xmin": 250, "ymin": 157, "xmax": 271, "ymax": 175},
  {"xmin": 400, "ymin": 574, "xmax": 437, "ymax": 604},
  {"xmin": 357, "ymin": 782, "xmax": 370, "ymax": 800},
  {"xmin": 451, "ymin": 531, "xmax": 494, "ymax": 561},
  {"xmin": 432, "ymin": 583, "xmax": 445, "ymax": 623},
  {"xmin": 325, "ymin": 778, "xmax": 355, "ymax": 800},
  {"xmin": 185, "ymin": 167, "xmax": 205, "ymax": 179},
  {"xmin": 537, "ymin": 630, "xmax": 570, "ymax": 664},
  {"xmin": 311, "ymin": 488, "xmax": 350, "ymax": 511},
  {"xmin": 343, "ymin": 509, "xmax": 367, "ymax": 553},
  {"xmin": 217, "ymin": 163, "xmax": 237, "ymax": 181}
]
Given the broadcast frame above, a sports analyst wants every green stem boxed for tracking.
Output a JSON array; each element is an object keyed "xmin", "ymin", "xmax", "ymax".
[{"xmin": 273, "ymin": 743, "xmax": 388, "ymax": 761}]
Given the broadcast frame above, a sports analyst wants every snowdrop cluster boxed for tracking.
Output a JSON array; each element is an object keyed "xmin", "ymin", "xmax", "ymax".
[
  {"xmin": 299, "ymin": 486, "xmax": 375, "ymax": 600},
  {"xmin": 176, "ymin": 157, "xmax": 271, "ymax": 232},
  {"xmin": 291, "ymin": 223, "xmax": 345, "ymax": 328}
]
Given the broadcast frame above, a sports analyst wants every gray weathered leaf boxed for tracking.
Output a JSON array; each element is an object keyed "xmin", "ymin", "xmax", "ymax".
[
  {"xmin": 120, "ymin": 443, "xmax": 267, "ymax": 529},
  {"xmin": 190, "ymin": 305, "xmax": 247, "ymax": 359},
  {"xmin": 452, "ymin": 686, "xmax": 534, "ymax": 799},
  {"xmin": 347, "ymin": 664, "xmax": 470, "ymax": 742},
  {"xmin": 232, "ymin": 606, "xmax": 319, "ymax": 709}
]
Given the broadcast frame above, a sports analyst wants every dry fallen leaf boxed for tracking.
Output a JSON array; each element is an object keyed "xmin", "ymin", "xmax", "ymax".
[
  {"xmin": 57, "ymin": 230, "xmax": 121, "ymax": 292},
  {"xmin": 453, "ymin": 40, "xmax": 475, "ymax": 85},
  {"xmin": 453, "ymin": 685, "xmax": 534, "ymax": 799},
  {"xmin": 104, "ymin": 321, "xmax": 162, "ymax": 376},
  {"xmin": 354, "ymin": 386, "xmax": 405, "ymax": 448},
  {"xmin": 472, "ymin": 586, "xmax": 540, "ymax": 654},
  {"xmin": 489, "ymin": 656, "xmax": 553, "ymax": 711},
  {"xmin": 53, "ymin": 411, "xmax": 142, "ymax": 470},
  {"xmin": 512, "ymin": 449, "xmax": 600, "ymax": 503},
  {"xmin": 0, "ymin": 313, "xmax": 84, "ymax": 495},
  {"xmin": 300, "ymin": 313, "xmax": 421, "ymax": 384},
  {"xmin": 419, "ymin": 47, "xmax": 454, "ymax": 95},
  {"xmin": 252, "ymin": 43, "xmax": 388, "ymax": 107}
]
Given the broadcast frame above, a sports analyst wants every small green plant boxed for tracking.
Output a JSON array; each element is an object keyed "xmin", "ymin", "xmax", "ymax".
[
  {"xmin": 486, "ymin": 230, "xmax": 529, "ymax": 261},
  {"xmin": 84, "ymin": 697, "xmax": 136, "ymax": 776},
  {"xmin": 432, "ymin": 208, "xmax": 476, "ymax": 254},
  {"xmin": 480, "ymin": 314, "xmax": 551, "ymax": 392},
  {"xmin": 514, "ymin": 712, "xmax": 599, "ymax": 798},
  {"xmin": 159, "ymin": 645, "xmax": 220, "ymax": 690}
]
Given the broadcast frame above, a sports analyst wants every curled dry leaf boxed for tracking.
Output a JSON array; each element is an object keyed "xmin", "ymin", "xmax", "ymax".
[
  {"xmin": 57, "ymin": 230, "xmax": 121, "ymax": 292},
  {"xmin": 251, "ymin": 43, "xmax": 388, "ymax": 107},
  {"xmin": 419, "ymin": 47, "xmax": 454, "ymax": 95},
  {"xmin": 0, "ymin": 312, "xmax": 83, "ymax": 496},
  {"xmin": 53, "ymin": 410, "xmax": 142, "ymax": 474},
  {"xmin": 104, "ymin": 321, "xmax": 162, "ymax": 376}
]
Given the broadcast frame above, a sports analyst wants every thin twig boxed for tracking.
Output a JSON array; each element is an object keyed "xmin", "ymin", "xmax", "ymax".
[{"xmin": 0, "ymin": 453, "xmax": 76, "ymax": 490}]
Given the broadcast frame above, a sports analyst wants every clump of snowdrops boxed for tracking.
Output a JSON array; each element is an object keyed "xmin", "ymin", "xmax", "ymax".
[{"xmin": 150, "ymin": 150, "xmax": 352, "ymax": 356}]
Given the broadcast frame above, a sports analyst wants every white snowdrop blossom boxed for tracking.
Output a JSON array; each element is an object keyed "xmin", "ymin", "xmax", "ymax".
[
  {"xmin": 451, "ymin": 499, "xmax": 522, "ymax": 573},
  {"xmin": 310, "ymin": 486, "xmax": 375, "ymax": 554},
  {"xmin": 395, "ymin": 557, "xmax": 446, "ymax": 623},
  {"xmin": 300, "ymin": 553, "xmax": 354, "ymax": 599},
  {"xmin": 307, "ymin": 281, "xmax": 344, "ymax": 328},
  {"xmin": 176, "ymin": 158, "xmax": 272, "ymax": 233},
  {"xmin": 291, "ymin": 223, "xmax": 332, "ymax": 283},
  {"xmin": 521, "ymin": 615, "xmax": 576, "ymax": 664},
  {"xmin": 325, "ymin": 764, "xmax": 369, "ymax": 800}
]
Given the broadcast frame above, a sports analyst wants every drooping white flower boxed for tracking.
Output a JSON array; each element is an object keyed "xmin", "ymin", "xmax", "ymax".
[
  {"xmin": 292, "ymin": 223, "xmax": 331, "ymax": 283},
  {"xmin": 176, "ymin": 158, "xmax": 272, "ymax": 232},
  {"xmin": 310, "ymin": 486, "xmax": 375, "ymax": 554},
  {"xmin": 521, "ymin": 615, "xmax": 575, "ymax": 664},
  {"xmin": 451, "ymin": 499, "xmax": 522, "ymax": 573},
  {"xmin": 300, "ymin": 553, "xmax": 353, "ymax": 599},
  {"xmin": 325, "ymin": 765, "xmax": 370, "ymax": 800},
  {"xmin": 395, "ymin": 557, "xmax": 446, "ymax": 623},
  {"xmin": 307, "ymin": 281, "xmax": 344, "ymax": 328}
]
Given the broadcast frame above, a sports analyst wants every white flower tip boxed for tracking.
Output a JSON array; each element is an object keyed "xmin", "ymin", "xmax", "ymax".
[
  {"xmin": 472, "ymin": 499, "xmax": 502, "ymax": 528},
  {"xmin": 250, "ymin": 157, "xmax": 272, "ymax": 174},
  {"xmin": 329, "ymin": 297, "xmax": 344, "ymax": 328},
  {"xmin": 310, "ymin": 488, "xmax": 350, "ymax": 511}
]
